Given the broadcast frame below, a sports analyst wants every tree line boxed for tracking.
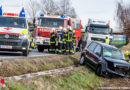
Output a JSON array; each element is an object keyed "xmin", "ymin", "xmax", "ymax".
[
  {"xmin": 27, "ymin": 0, "xmax": 77, "ymax": 22},
  {"xmin": 116, "ymin": 1, "xmax": 130, "ymax": 43}
]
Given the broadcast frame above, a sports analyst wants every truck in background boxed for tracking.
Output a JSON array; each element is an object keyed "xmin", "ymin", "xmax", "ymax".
[
  {"xmin": 35, "ymin": 14, "xmax": 82, "ymax": 52},
  {"xmin": 0, "ymin": 6, "xmax": 30, "ymax": 56},
  {"xmin": 83, "ymin": 19, "xmax": 113, "ymax": 46}
]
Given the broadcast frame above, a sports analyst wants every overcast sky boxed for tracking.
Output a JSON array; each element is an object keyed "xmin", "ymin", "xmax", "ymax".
[{"xmin": 0, "ymin": 0, "xmax": 130, "ymax": 29}]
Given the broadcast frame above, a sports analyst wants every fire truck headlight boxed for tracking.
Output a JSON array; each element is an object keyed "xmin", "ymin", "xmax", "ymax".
[{"xmin": 19, "ymin": 34, "xmax": 28, "ymax": 39}]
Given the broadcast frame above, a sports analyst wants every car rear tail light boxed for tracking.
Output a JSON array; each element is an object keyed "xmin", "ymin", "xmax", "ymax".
[{"xmin": 86, "ymin": 51, "xmax": 90, "ymax": 56}]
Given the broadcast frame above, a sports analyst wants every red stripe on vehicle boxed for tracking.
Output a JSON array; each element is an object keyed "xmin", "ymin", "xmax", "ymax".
[{"xmin": 0, "ymin": 32, "xmax": 21, "ymax": 35}]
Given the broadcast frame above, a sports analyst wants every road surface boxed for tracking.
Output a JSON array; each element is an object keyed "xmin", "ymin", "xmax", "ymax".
[{"xmin": 0, "ymin": 49, "xmax": 52, "ymax": 60}]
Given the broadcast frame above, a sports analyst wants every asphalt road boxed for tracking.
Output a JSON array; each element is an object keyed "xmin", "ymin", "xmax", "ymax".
[{"xmin": 0, "ymin": 49, "xmax": 52, "ymax": 60}]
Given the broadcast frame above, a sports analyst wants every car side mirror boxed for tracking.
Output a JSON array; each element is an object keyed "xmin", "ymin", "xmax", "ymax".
[{"xmin": 96, "ymin": 52, "xmax": 101, "ymax": 57}]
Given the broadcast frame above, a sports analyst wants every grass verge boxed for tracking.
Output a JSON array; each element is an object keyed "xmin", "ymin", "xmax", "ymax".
[
  {"xmin": 0, "ymin": 53, "xmax": 80, "ymax": 77},
  {"xmin": 3, "ymin": 66, "xmax": 104, "ymax": 90}
]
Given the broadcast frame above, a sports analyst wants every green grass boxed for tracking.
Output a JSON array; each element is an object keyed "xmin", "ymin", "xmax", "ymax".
[
  {"xmin": 2, "ymin": 81, "xmax": 30, "ymax": 90},
  {"xmin": 2, "ymin": 67, "xmax": 103, "ymax": 90},
  {"xmin": 17, "ymin": 66, "xmax": 103, "ymax": 90}
]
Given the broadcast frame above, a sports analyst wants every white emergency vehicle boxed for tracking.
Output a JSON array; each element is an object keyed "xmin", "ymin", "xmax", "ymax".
[
  {"xmin": 0, "ymin": 6, "xmax": 30, "ymax": 56},
  {"xmin": 84, "ymin": 19, "xmax": 113, "ymax": 43}
]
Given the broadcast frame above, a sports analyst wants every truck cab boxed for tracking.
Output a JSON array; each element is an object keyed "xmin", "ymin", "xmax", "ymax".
[
  {"xmin": 84, "ymin": 19, "xmax": 113, "ymax": 44},
  {"xmin": 35, "ymin": 14, "xmax": 69, "ymax": 52},
  {"xmin": 0, "ymin": 6, "xmax": 30, "ymax": 56}
]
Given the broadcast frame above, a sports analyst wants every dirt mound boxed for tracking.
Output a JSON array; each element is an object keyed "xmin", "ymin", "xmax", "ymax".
[{"xmin": 120, "ymin": 43, "xmax": 130, "ymax": 52}]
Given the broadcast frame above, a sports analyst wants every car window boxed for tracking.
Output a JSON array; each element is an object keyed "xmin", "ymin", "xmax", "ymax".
[
  {"xmin": 88, "ymin": 42, "xmax": 97, "ymax": 52},
  {"xmin": 94, "ymin": 45, "xmax": 102, "ymax": 55}
]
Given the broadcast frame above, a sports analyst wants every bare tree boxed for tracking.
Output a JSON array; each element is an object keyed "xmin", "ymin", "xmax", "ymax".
[
  {"xmin": 27, "ymin": 0, "xmax": 40, "ymax": 27},
  {"xmin": 40, "ymin": 0, "xmax": 59, "ymax": 15},
  {"xmin": 116, "ymin": 1, "xmax": 130, "ymax": 43},
  {"xmin": 58, "ymin": 0, "xmax": 77, "ymax": 18}
]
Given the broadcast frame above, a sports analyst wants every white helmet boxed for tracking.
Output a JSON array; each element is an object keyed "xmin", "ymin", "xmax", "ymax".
[
  {"xmin": 59, "ymin": 26, "xmax": 63, "ymax": 30},
  {"xmin": 51, "ymin": 28, "xmax": 55, "ymax": 32},
  {"xmin": 63, "ymin": 28, "xmax": 66, "ymax": 31},
  {"xmin": 69, "ymin": 26, "xmax": 72, "ymax": 31}
]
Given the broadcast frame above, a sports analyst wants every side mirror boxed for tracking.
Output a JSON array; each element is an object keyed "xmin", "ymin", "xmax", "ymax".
[
  {"xmin": 85, "ymin": 26, "xmax": 88, "ymax": 32},
  {"xmin": 96, "ymin": 52, "xmax": 101, "ymax": 57},
  {"xmin": 110, "ymin": 28, "xmax": 113, "ymax": 35}
]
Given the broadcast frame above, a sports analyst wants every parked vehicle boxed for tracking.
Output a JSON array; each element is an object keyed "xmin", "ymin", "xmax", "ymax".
[
  {"xmin": 0, "ymin": 6, "xmax": 30, "ymax": 56},
  {"xmin": 80, "ymin": 41, "xmax": 130, "ymax": 77},
  {"xmin": 83, "ymin": 19, "xmax": 113, "ymax": 46},
  {"xmin": 35, "ymin": 14, "xmax": 82, "ymax": 52}
]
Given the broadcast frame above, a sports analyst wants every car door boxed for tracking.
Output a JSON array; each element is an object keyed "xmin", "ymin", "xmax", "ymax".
[
  {"xmin": 92, "ymin": 44, "xmax": 102, "ymax": 67},
  {"xmin": 86, "ymin": 42, "xmax": 97, "ymax": 66}
]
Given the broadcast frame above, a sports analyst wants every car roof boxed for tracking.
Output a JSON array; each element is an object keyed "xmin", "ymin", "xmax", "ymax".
[{"xmin": 91, "ymin": 41, "xmax": 118, "ymax": 49}]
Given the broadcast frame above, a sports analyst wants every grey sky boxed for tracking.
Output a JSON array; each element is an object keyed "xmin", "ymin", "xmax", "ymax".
[{"xmin": 0, "ymin": 0, "xmax": 130, "ymax": 29}]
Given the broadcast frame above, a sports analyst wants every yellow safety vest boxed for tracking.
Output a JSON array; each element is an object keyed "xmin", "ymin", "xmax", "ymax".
[{"xmin": 105, "ymin": 39, "xmax": 110, "ymax": 44}]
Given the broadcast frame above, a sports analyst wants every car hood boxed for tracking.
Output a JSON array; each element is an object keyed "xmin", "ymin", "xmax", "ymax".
[{"xmin": 104, "ymin": 57, "xmax": 130, "ymax": 66}]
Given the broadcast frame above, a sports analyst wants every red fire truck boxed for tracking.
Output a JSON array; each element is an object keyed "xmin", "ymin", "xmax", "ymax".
[{"xmin": 35, "ymin": 14, "xmax": 81, "ymax": 52}]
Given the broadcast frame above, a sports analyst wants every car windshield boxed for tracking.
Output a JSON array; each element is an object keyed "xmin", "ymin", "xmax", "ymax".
[
  {"xmin": 39, "ymin": 18, "xmax": 64, "ymax": 28},
  {"xmin": 0, "ymin": 16, "xmax": 27, "ymax": 28},
  {"xmin": 103, "ymin": 46, "xmax": 125, "ymax": 60},
  {"xmin": 89, "ymin": 26, "xmax": 109, "ymax": 34}
]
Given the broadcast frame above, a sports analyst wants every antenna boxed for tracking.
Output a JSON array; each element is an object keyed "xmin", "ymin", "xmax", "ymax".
[{"xmin": 22, "ymin": 0, "xmax": 23, "ymax": 7}]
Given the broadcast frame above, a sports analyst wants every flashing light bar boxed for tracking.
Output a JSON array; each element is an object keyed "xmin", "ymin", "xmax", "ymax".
[
  {"xmin": 0, "ymin": 7, "xmax": 2, "ymax": 15},
  {"xmin": 61, "ymin": 15, "xmax": 66, "ymax": 18},
  {"xmin": 40, "ymin": 14, "xmax": 66, "ymax": 19},
  {"xmin": 40, "ymin": 14, "xmax": 44, "ymax": 17},
  {"xmin": 20, "ymin": 8, "xmax": 25, "ymax": 17},
  {"xmin": 0, "ymin": 7, "xmax": 25, "ymax": 17}
]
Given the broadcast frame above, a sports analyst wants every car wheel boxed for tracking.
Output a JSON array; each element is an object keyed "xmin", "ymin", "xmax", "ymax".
[
  {"xmin": 38, "ymin": 45, "xmax": 44, "ymax": 52},
  {"xmin": 96, "ymin": 66, "xmax": 102, "ymax": 76},
  {"xmin": 80, "ymin": 56, "xmax": 85, "ymax": 65},
  {"xmin": 23, "ymin": 49, "xmax": 29, "ymax": 56}
]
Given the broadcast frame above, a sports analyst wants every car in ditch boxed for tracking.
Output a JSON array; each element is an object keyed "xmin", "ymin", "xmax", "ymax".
[{"xmin": 80, "ymin": 41, "xmax": 130, "ymax": 77}]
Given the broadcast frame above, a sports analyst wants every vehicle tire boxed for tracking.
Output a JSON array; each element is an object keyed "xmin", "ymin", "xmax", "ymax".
[
  {"xmin": 23, "ymin": 49, "xmax": 29, "ymax": 56},
  {"xmin": 48, "ymin": 48, "xmax": 50, "ymax": 53},
  {"xmin": 38, "ymin": 45, "xmax": 44, "ymax": 52},
  {"xmin": 80, "ymin": 56, "xmax": 85, "ymax": 65},
  {"xmin": 96, "ymin": 65, "xmax": 102, "ymax": 76}
]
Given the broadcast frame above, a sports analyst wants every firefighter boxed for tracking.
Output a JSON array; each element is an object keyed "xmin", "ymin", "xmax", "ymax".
[
  {"xmin": 62, "ymin": 28, "xmax": 67, "ymax": 54},
  {"xmin": 105, "ymin": 37, "xmax": 110, "ymax": 44},
  {"xmin": 72, "ymin": 30, "xmax": 76, "ymax": 53},
  {"xmin": 56, "ymin": 27, "xmax": 64, "ymax": 54},
  {"xmin": 125, "ymin": 51, "xmax": 130, "ymax": 59},
  {"xmin": 66, "ymin": 26, "xmax": 75, "ymax": 54},
  {"xmin": 29, "ymin": 32, "xmax": 35, "ymax": 51},
  {"xmin": 50, "ymin": 28, "xmax": 56, "ymax": 53}
]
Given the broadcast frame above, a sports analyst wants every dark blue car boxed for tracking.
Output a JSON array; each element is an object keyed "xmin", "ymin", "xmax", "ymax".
[{"xmin": 80, "ymin": 41, "xmax": 130, "ymax": 77}]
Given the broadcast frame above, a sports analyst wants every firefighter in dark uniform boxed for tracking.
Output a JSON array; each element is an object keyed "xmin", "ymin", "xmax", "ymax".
[
  {"xmin": 62, "ymin": 28, "xmax": 67, "ymax": 54},
  {"xmin": 72, "ymin": 30, "xmax": 76, "ymax": 53},
  {"xmin": 66, "ymin": 27, "xmax": 75, "ymax": 54},
  {"xmin": 56, "ymin": 27, "xmax": 64, "ymax": 54},
  {"xmin": 50, "ymin": 28, "xmax": 56, "ymax": 53}
]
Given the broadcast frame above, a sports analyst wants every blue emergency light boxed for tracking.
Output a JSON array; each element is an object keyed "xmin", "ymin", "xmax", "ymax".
[
  {"xmin": 61, "ymin": 15, "xmax": 66, "ymax": 18},
  {"xmin": 0, "ymin": 7, "xmax": 2, "ymax": 16},
  {"xmin": 40, "ymin": 14, "xmax": 44, "ymax": 17},
  {"xmin": 20, "ymin": 8, "xmax": 25, "ymax": 17}
]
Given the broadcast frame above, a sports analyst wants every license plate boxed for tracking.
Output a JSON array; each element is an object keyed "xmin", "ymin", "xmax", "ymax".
[{"xmin": 0, "ymin": 45, "xmax": 12, "ymax": 49}]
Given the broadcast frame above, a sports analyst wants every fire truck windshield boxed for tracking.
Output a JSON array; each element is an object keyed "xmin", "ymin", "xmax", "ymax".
[
  {"xmin": 0, "ymin": 16, "xmax": 27, "ymax": 28},
  {"xmin": 39, "ymin": 18, "xmax": 64, "ymax": 28}
]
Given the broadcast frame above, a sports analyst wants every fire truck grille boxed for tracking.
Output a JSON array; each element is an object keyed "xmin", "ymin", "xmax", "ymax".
[
  {"xmin": 38, "ymin": 32, "xmax": 50, "ymax": 37},
  {"xmin": 0, "ymin": 41, "xmax": 18, "ymax": 46},
  {"xmin": 0, "ymin": 34, "xmax": 19, "ymax": 39}
]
